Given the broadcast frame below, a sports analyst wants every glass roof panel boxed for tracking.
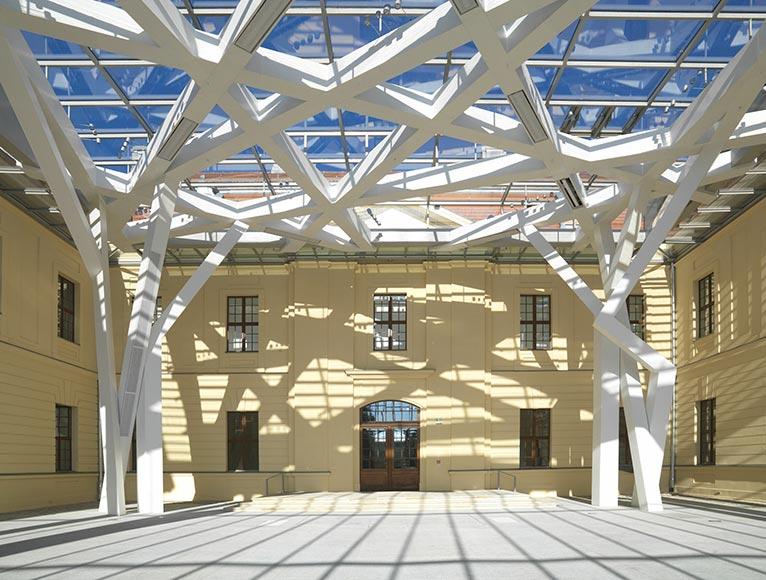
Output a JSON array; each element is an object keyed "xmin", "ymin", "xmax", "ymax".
[
  {"xmin": 263, "ymin": 16, "xmax": 327, "ymax": 59},
  {"xmin": 570, "ymin": 19, "xmax": 704, "ymax": 61},
  {"xmin": 657, "ymin": 68, "xmax": 720, "ymax": 100},
  {"xmin": 529, "ymin": 66, "xmax": 558, "ymax": 97},
  {"xmin": 135, "ymin": 105, "xmax": 173, "ymax": 131},
  {"xmin": 473, "ymin": 103, "xmax": 517, "ymax": 120},
  {"xmin": 632, "ymin": 106, "xmax": 684, "ymax": 131},
  {"xmin": 553, "ymin": 67, "xmax": 667, "ymax": 101},
  {"xmin": 533, "ymin": 21, "xmax": 577, "ymax": 58},
  {"xmin": 197, "ymin": 15, "xmax": 230, "ymax": 35},
  {"xmin": 689, "ymin": 20, "xmax": 762, "ymax": 61},
  {"xmin": 328, "ymin": 15, "xmax": 417, "ymax": 58},
  {"xmin": 547, "ymin": 105, "xmax": 569, "ymax": 129},
  {"xmin": 69, "ymin": 106, "xmax": 145, "ymax": 133},
  {"xmin": 200, "ymin": 106, "xmax": 229, "ymax": 131},
  {"xmin": 723, "ymin": 0, "xmax": 766, "ymax": 11},
  {"xmin": 104, "ymin": 66, "xmax": 190, "ymax": 99},
  {"xmin": 436, "ymin": 137, "xmax": 477, "ymax": 159},
  {"xmin": 593, "ymin": 0, "xmax": 717, "ymax": 9},
  {"xmin": 83, "ymin": 136, "xmax": 148, "ymax": 160},
  {"xmin": 387, "ymin": 64, "xmax": 451, "ymax": 93},
  {"xmin": 606, "ymin": 106, "xmax": 635, "ymax": 130},
  {"xmin": 20, "ymin": 2, "xmax": 765, "ymax": 177},
  {"xmin": 47, "ymin": 66, "xmax": 115, "ymax": 99},
  {"xmin": 24, "ymin": 31, "xmax": 85, "ymax": 58},
  {"xmin": 574, "ymin": 106, "xmax": 603, "ymax": 130}
]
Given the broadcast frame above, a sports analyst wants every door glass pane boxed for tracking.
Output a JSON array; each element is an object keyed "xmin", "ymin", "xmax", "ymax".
[
  {"xmin": 361, "ymin": 428, "xmax": 387, "ymax": 469},
  {"xmin": 393, "ymin": 428, "xmax": 418, "ymax": 469}
]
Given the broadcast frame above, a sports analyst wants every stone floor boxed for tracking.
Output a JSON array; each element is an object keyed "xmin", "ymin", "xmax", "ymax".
[{"xmin": 0, "ymin": 492, "xmax": 765, "ymax": 579}]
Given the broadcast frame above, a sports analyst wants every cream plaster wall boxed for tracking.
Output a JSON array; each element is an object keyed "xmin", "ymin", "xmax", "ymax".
[
  {"xmin": 0, "ymin": 197, "xmax": 99, "ymax": 512},
  {"xmin": 674, "ymin": 197, "xmax": 766, "ymax": 503}
]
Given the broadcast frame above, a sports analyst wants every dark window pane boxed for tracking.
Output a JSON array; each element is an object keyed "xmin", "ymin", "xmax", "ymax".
[
  {"xmin": 697, "ymin": 274, "xmax": 714, "ymax": 338},
  {"xmin": 520, "ymin": 295, "xmax": 552, "ymax": 350},
  {"xmin": 57, "ymin": 276, "xmax": 76, "ymax": 342},
  {"xmin": 227, "ymin": 412, "xmax": 259, "ymax": 470},
  {"xmin": 520, "ymin": 408, "xmax": 550, "ymax": 468},
  {"xmin": 55, "ymin": 405, "xmax": 73, "ymax": 472},
  {"xmin": 227, "ymin": 296, "xmax": 259, "ymax": 352},
  {"xmin": 627, "ymin": 295, "xmax": 645, "ymax": 340},
  {"xmin": 699, "ymin": 398, "xmax": 715, "ymax": 465},
  {"xmin": 373, "ymin": 294, "xmax": 407, "ymax": 351},
  {"xmin": 361, "ymin": 428, "xmax": 387, "ymax": 469}
]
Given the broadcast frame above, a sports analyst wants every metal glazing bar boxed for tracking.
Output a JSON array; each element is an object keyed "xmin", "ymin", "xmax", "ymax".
[{"xmin": 80, "ymin": 46, "xmax": 155, "ymax": 138}]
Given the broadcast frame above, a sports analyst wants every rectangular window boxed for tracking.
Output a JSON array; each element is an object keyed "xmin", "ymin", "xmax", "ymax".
[
  {"xmin": 227, "ymin": 296, "xmax": 258, "ymax": 352},
  {"xmin": 697, "ymin": 274, "xmax": 714, "ymax": 339},
  {"xmin": 520, "ymin": 409, "xmax": 550, "ymax": 468},
  {"xmin": 520, "ymin": 294, "xmax": 551, "ymax": 350},
  {"xmin": 373, "ymin": 294, "xmax": 407, "ymax": 351},
  {"xmin": 227, "ymin": 412, "xmax": 259, "ymax": 471},
  {"xmin": 57, "ymin": 275, "xmax": 76, "ymax": 342},
  {"xmin": 627, "ymin": 295, "xmax": 645, "ymax": 340},
  {"xmin": 619, "ymin": 408, "xmax": 633, "ymax": 470},
  {"xmin": 699, "ymin": 398, "xmax": 716, "ymax": 466},
  {"xmin": 55, "ymin": 405, "xmax": 73, "ymax": 472}
]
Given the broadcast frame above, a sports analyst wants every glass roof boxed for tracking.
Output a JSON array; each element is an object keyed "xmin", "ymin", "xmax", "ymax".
[{"xmin": 21, "ymin": 1, "xmax": 766, "ymax": 174}]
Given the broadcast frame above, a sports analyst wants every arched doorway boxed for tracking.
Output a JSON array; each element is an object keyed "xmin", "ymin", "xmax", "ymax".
[{"xmin": 360, "ymin": 400, "xmax": 420, "ymax": 491}]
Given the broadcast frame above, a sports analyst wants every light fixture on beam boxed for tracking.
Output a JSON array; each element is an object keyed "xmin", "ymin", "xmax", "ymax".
[
  {"xmin": 157, "ymin": 117, "xmax": 198, "ymax": 162},
  {"xmin": 697, "ymin": 206, "xmax": 731, "ymax": 214},
  {"xmin": 450, "ymin": 0, "xmax": 479, "ymax": 15},
  {"xmin": 718, "ymin": 188, "xmax": 754, "ymax": 195},
  {"xmin": 234, "ymin": 0, "xmax": 291, "ymax": 54},
  {"xmin": 665, "ymin": 236, "xmax": 695, "ymax": 244},
  {"xmin": 557, "ymin": 177, "xmax": 583, "ymax": 209},
  {"xmin": 24, "ymin": 188, "xmax": 50, "ymax": 195},
  {"xmin": 507, "ymin": 90, "xmax": 548, "ymax": 143},
  {"xmin": 678, "ymin": 222, "xmax": 710, "ymax": 229}
]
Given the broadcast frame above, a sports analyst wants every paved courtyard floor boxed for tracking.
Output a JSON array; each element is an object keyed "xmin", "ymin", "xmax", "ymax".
[{"xmin": 0, "ymin": 492, "xmax": 764, "ymax": 579}]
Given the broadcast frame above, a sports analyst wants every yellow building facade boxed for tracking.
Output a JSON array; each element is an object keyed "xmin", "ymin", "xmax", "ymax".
[
  {"xmin": 2, "ymin": 193, "xmax": 765, "ymax": 512},
  {"xmin": 673, "ymin": 198, "xmax": 766, "ymax": 503}
]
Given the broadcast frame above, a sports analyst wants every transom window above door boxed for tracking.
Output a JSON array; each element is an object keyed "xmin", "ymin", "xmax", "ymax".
[{"xmin": 361, "ymin": 400, "xmax": 420, "ymax": 423}]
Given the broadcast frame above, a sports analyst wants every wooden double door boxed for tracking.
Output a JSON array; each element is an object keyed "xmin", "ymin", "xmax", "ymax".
[{"xmin": 360, "ymin": 401, "xmax": 420, "ymax": 491}]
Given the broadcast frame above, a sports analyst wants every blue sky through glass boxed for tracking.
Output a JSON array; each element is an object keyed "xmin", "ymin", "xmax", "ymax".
[{"xmin": 20, "ymin": 2, "xmax": 766, "ymax": 171}]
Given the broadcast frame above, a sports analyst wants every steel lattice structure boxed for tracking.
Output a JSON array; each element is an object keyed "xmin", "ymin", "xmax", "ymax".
[{"xmin": 1, "ymin": 0, "xmax": 766, "ymax": 516}]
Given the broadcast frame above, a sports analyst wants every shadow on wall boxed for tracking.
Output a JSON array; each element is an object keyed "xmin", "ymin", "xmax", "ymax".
[{"xmin": 112, "ymin": 264, "xmax": 677, "ymax": 503}]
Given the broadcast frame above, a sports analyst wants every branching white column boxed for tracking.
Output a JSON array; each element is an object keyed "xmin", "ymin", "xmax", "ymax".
[
  {"xmin": 0, "ymin": 30, "xmax": 128, "ymax": 514},
  {"xmin": 523, "ymin": 223, "xmax": 673, "ymax": 511},
  {"xmin": 91, "ymin": 204, "xmax": 127, "ymax": 516},
  {"xmin": 135, "ymin": 221, "xmax": 249, "ymax": 514},
  {"xmin": 118, "ymin": 184, "xmax": 177, "ymax": 466}
]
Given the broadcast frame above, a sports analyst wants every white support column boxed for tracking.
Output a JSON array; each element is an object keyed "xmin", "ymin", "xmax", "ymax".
[
  {"xmin": 136, "ymin": 345, "xmax": 163, "ymax": 515},
  {"xmin": 591, "ymin": 333, "xmax": 620, "ymax": 508},
  {"xmin": 523, "ymin": 222, "xmax": 673, "ymax": 512},
  {"xmin": 118, "ymin": 184, "xmax": 177, "ymax": 468},
  {"xmin": 589, "ymin": 221, "xmax": 620, "ymax": 508},
  {"xmin": 91, "ymin": 204, "xmax": 126, "ymax": 516},
  {"xmin": 134, "ymin": 221, "xmax": 248, "ymax": 514}
]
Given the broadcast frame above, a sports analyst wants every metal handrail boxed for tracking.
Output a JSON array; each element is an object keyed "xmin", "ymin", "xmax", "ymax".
[
  {"xmin": 263, "ymin": 470, "xmax": 332, "ymax": 496},
  {"xmin": 264, "ymin": 473, "xmax": 284, "ymax": 497},
  {"xmin": 447, "ymin": 468, "xmax": 518, "ymax": 493}
]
